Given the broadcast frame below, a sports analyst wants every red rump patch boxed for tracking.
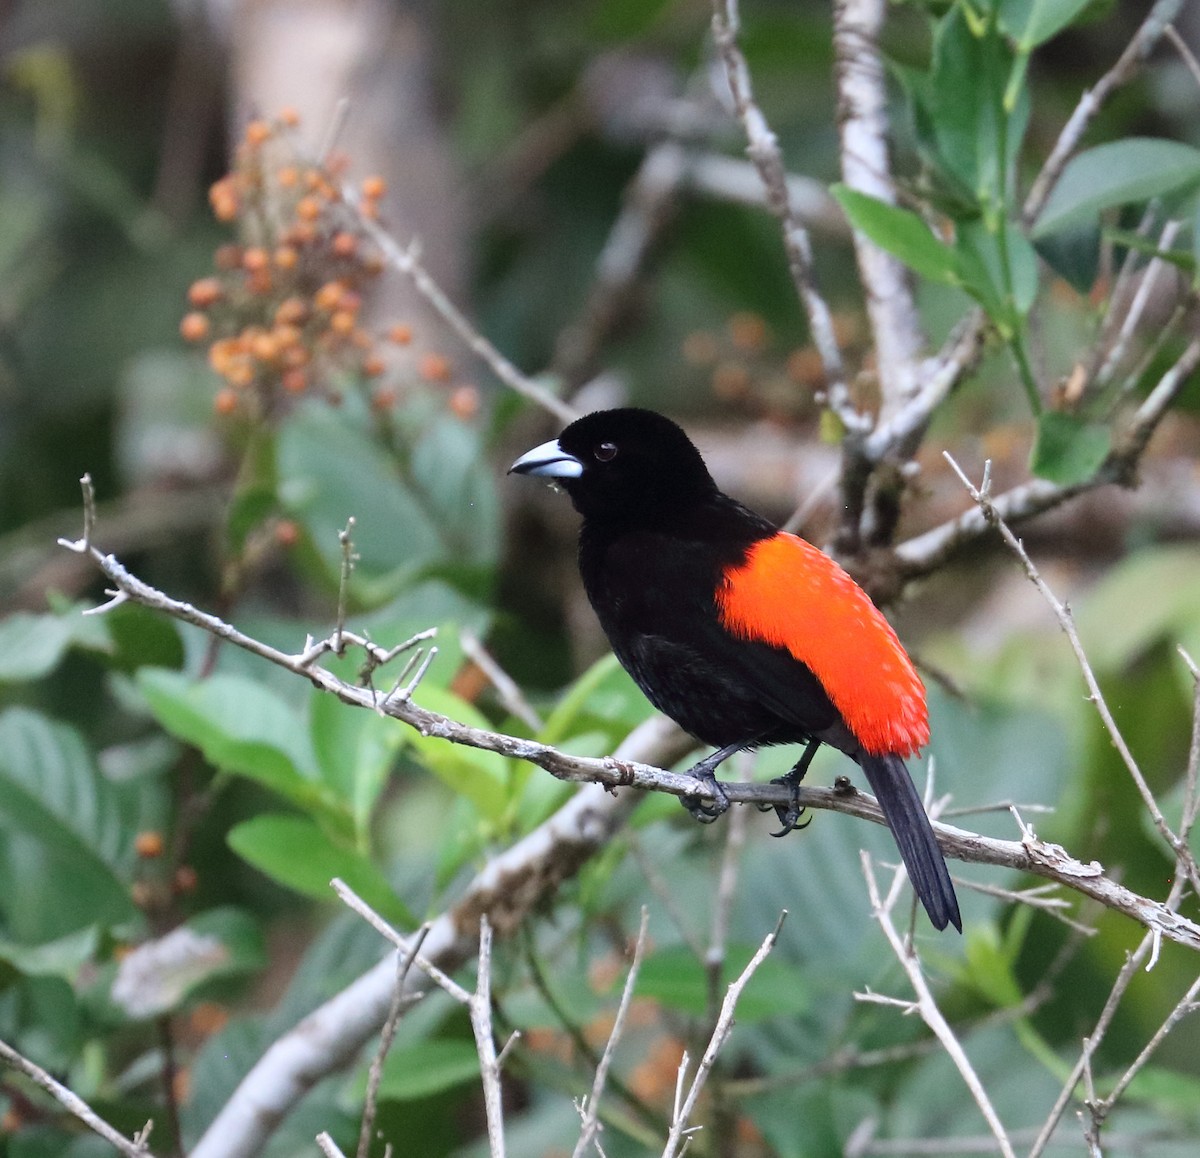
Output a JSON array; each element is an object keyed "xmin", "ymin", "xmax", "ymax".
[{"xmin": 716, "ymin": 533, "xmax": 929, "ymax": 756}]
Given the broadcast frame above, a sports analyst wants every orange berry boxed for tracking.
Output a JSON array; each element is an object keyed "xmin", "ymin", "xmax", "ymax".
[
  {"xmin": 448, "ymin": 384, "xmax": 480, "ymax": 419},
  {"xmin": 173, "ymin": 864, "xmax": 199, "ymax": 893},
  {"xmin": 279, "ymin": 106, "xmax": 301, "ymax": 128},
  {"xmin": 325, "ymin": 151, "xmax": 350, "ymax": 177},
  {"xmin": 329, "ymin": 310, "xmax": 356, "ymax": 336},
  {"xmin": 282, "ymin": 368, "xmax": 308, "ymax": 394},
  {"xmin": 208, "ymin": 177, "xmax": 239, "ymax": 221},
  {"xmin": 303, "ymin": 168, "xmax": 324, "ymax": 191},
  {"xmin": 250, "ymin": 333, "xmax": 280, "ymax": 363},
  {"xmin": 728, "ymin": 311, "xmax": 768, "ymax": 353},
  {"xmin": 189, "ymin": 1002, "xmax": 229, "ymax": 1037},
  {"xmin": 682, "ymin": 330, "xmax": 719, "ymax": 367},
  {"xmin": 331, "ymin": 231, "xmax": 358, "ymax": 259},
  {"xmin": 361, "ymin": 175, "xmax": 387, "ymax": 200},
  {"xmin": 314, "ymin": 281, "xmax": 345, "ymax": 312},
  {"xmin": 188, "ymin": 277, "xmax": 224, "ymax": 308},
  {"xmin": 225, "ymin": 361, "xmax": 256, "ymax": 389},
  {"xmin": 338, "ymin": 290, "xmax": 363, "ymax": 315},
  {"xmin": 275, "ymin": 297, "xmax": 308, "ymax": 325},
  {"xmin": 371, "ymin": 385, "xmax": 398, "ymax": 411},
  {"xmin": 214, "ymin": 389, "xmax": 238, "ymax": 415},
  {"xmin": 274, "ymin": 519, "xmax": 301, "ymax": 547},
  {"xmin": 418, "ymin": 351, "xmax": 453, "ymax": 383},
  {"xmin": 388, "ymin": 323, "xmax": 413, "ymax": 346},
  {"xmin": 282, "ymin": 344, "xmax": 310, "ymax": 368},
  {"xmin": 362, "ymin": 252, "xmax": 384, "ymax": 276},
  {"xmin": 208, "ymin": 337, "xmax": 241, "ymax": 374},
  {"xmin": 296, "ymin": 195, "xmax": 322, "ymax": 222},
  {"xmin": 712, "ymin": 361, "xmax": 752, "ymax": 400},
  {"xmin": 362, "ymin": 354, "xmax": 386, "ymax": 377},
  {"xmin": 135, "ymin": 831, "xmax": 165, "ymax": 859},
  {"xmin": 214, "ymin": 244, "xmax": 243, "ymax": 270},
  {"xmin": 245, "ymin": 270, "xmax": 274, "ymax": 296},
  {"xmin": 273, "ymin": 245, "xmax": 299, "ymax": 271},
  {"xmin": 272, "ymin": 323, "xmax": 303, "ymax": 349},
  {"xmin": 277, "ymin": 165, "xmax": 300, "ymax": 188},
  {"xmin": 245, "ymin": 119, "xmax": 272, "ymax": 147},
  {"xmin": 242, "ymin": 247, "xmax": 269, "ymax": 272},
  {"xmin": 180, "ymin": 312, "xmax": 210, "ymax": 342}
]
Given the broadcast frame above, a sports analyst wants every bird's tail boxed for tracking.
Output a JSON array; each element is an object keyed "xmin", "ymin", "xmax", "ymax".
[{"xmin": 858, "ymin": 752, "xmax": 961, "ymax": 932}]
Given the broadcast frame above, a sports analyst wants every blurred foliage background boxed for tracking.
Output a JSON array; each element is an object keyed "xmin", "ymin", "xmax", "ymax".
[{"xmin": 2, "ymin": 1, "xmax": 1200, "ymax": 1156}]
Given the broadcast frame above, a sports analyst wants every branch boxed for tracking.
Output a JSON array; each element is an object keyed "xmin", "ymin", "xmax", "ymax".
[
  {"xmin": 661, "ymin": 912, "xmax": 786, "ymax": 1157},
  {"xmin": 0, "ymin": 1036, "xmax": 157, "ymax": 1158},
  {"xmin": 943, "ymin": 452, "xmax": 1200, "ymax": 898},
  {"xmin": 859, "ymin": 855, "xmax": 1015, "ymax": 1158},
  {"xmin": 1022, "ymin": 0, "xmax": 1187, "ymax": 225},
  {"xmin": 893, "ymin": 337, "xmax": 1200, "ymax": 580},
  {"xmin": 189, "ymin": 711, "xmax": 691, "ymax": 1158},
  {"xmin": 59, "ymin": 525, "xmax": 1200, "ymax": 956},
  {"xmin": 348, "ymin": 194, "xmax": 578, "ymax": 424},
  {"xmin": 710, "ymin": 0, "xmax": 854, "ymax": 429}
]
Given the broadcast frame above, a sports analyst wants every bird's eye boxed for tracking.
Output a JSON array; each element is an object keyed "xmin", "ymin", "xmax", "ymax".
[{"xmin": 594, "ymin": 442, "xmax": 618, "ymax": 462}]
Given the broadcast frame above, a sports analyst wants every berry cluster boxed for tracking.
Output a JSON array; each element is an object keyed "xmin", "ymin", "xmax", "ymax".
[{"xmin": 182, "ymin": 112, "xmax": 479, "ymax": 421}]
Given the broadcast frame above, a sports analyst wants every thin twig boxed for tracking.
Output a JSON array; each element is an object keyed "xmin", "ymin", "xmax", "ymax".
[
  {"xmin": 316, "ymin": 1132, "xmax": 349, "ymax": 1158},
  {"xmin": 460, "ymin": 629, "xmax": 545, "ymax": 732},
  {"xmin": 710, "ymin": 0, "xmax": 854, "ymax": 426},
  {"xmin": 356, "ymin": 926, "xmax": 431, "ymax": 1158},
  {"xmin": 572, "ymin": 907, "xmax": 651, "ymax": 1158},
  {"xmin": 943, "ymin": 452, "xmax": 1200, "ymax": 898},
  {"xmin": 63, "ymin": 530, "xmax": 1200, "ymax": 953},
  {"xmin": 860, "ymin": 854, "xmax": 1016, "ymax": 1158},
  {"xmin": 350, "ymin": 207, "xmax": 577, "ymax": 423},
  {"xmin": 660, "ymin": 911, "xmax": 787, "ymax": 1158},
  {"xmin": 1022, "ymin": 0, "xmax": 1186, "ymax": 225},
  {"xmin": 0, "ymin": 1036, "xmax": 157, "ymax": 1157}
]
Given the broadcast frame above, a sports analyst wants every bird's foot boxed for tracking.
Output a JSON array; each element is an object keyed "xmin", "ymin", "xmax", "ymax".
[
  {"xmin": 769, "ymin": 773, "xmax": 810, "ymax": 837},
  {"xmin": 680, "ymin": 766, "xmax": 730, "ymax": 824},
  {"xmin": 768, "ymin": 739, "xmax": 821, "ymax": 837}
]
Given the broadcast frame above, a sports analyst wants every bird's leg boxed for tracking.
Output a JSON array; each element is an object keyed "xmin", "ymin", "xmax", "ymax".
[
  {"xmin": 679, "ymin": 740, "xmax": 747, "ymax": 824},
  {"xmin": 769, "ymin": 739, "xmax": 821, "ymax": 837}
]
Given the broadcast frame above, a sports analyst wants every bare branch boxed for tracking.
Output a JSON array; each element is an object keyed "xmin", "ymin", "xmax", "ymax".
[
  {"xmin": 1023, "ymin": 0, "xmax": 1187, "ymax": 225},
  {"xmin": 710, "ymin": 0, "xmax": 854, "ymax": 427},
  {"xmin": 661, "ymin": 911, "xmax": 786, "ymax": 1157},
  {"xmin": 0, "ymin": 1036, "xmax": 157, "ymax": 1158},
  {"xmin": 573, "ymin": 907, "xmax": 651, "ymax": 1158},
  {"xmin": 860, "ymin": 854, "xmax": 1016, "ymax": 1158},
  {"xmin": 349, "ymin": 202, "xmax": 577, "ymax": 424},
  {"xmin": 833, "ymin": 0, "xmax": 924, "ymax": 415},
  {"xmin": 943, "ymin": 452, "xmax": 1200, "ymax": 897}
]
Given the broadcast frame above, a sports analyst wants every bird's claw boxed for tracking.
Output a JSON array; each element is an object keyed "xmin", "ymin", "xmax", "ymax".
[
  {"xmin": 680, "ymin": 770, "xmax": 730, "ymax": 824},
  {"xmin": 769, "ymin": 774, "xmax": 810, "ymax": 837}
]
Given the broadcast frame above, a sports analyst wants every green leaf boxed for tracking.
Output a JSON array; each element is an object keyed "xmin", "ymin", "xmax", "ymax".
[
  {"xmin": 405, "ymin": 685, "xmax": 509, "ymax": 819},
  {"xmin": 539, "ymin": 651, "xmax": 656, "ymax": 749},
  {"xmin": 831, "ymin": 186, "xmax": 959, "ymax": 284},
  {"xmin": 309, "ymin": 690, "xmax": 405, "ymax": 843},
  {"xmin": 1034, "ymin": 139, "xmax": 1200, "ymax": 238},
  {"xmin": 375, "ymin": 1038, "xmax": 483, "ymax": 1100},
  {"xmin": 227, "ymin": 813, "xmax": 414, "ymax": 927},
  {"xmin": 636, "ymin": 943, "xmax": 808, "ymax": 1023},
  {"xmin": 961, "ymin": 922, "xmax": 1023, "ymax": 1007},
  {"xmin": 137, "ymin": 669, "xmax": 347, "ymax": 829},
  {"xmin": 409, "ymin": 415, "xmax": 500, "ymax": 571},
  {"xmin": 998, "ymin": 0, "xmax": 1094, "ymax": 49},
  {"xmin": 0, "ymin": 709, "xmax": 134, "ymax": 926},
  {"xmin": 0, "ymin": 926, "xmax": 99, "ymax": 982},
  {"xmin": 1029, "ymin": 411, "xmax": 1111, "ymax": 483},
  {"xmin": 1074, "ymin": 546, "xmax": 1200, "ymax": 672},
  {"xmin": 0, "ymin": 604, "xmax": 111, "ymax": 683},
  {"xmin": 276, "ymin": 403, "xmax": 443, "ymax": 585}
]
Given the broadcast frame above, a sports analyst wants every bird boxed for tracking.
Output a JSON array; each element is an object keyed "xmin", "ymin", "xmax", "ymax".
[{"xmin": 509, "ymin": 407, "xmax": 961, "ymax": 932}]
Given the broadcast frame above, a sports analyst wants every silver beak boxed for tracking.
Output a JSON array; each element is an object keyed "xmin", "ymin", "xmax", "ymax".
[{"xmin": 508, "ymin": 438, "xmax": 584, "ymax": 479}]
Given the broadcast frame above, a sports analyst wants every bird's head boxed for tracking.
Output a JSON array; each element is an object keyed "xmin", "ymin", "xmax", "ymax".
[{"xmin": 509, "ymin": 408, "xmax": 717, "ymax": 524}]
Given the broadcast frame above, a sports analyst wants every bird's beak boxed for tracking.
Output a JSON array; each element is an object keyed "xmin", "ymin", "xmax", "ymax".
[{"xmin": 508, "ymin": 438, "xmax": 584, "ymax": 479}]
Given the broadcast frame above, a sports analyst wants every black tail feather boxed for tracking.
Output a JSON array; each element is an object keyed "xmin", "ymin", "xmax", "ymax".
[{"xmin": 858, "ymin": 753, "xmax": 961, "ymax": 933}]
